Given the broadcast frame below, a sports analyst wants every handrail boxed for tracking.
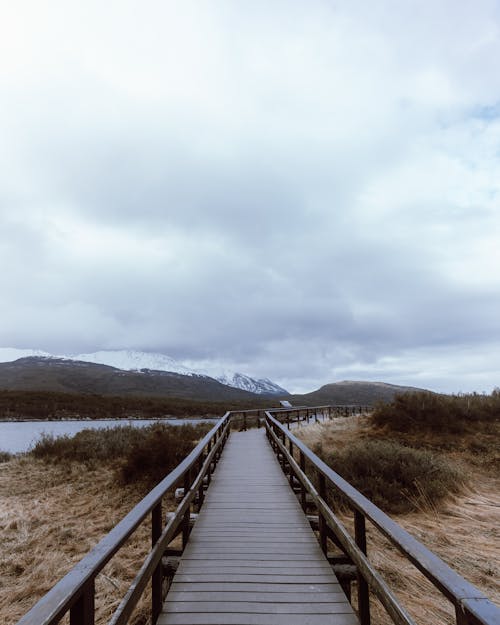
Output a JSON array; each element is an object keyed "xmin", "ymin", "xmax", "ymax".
[
  {"xmin": 17, "ymin": 412, "xmax": 231, "ymax": 625},
  {"xmin": 265, "ymin": 409, "xmax": 500, "ymax": 625}
]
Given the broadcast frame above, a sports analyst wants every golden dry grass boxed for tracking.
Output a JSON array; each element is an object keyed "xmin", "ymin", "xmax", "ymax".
[
  {"xmin": 296, "ymin": 416, "xmax": 500, "ymax": 624},
  {"xmin": 0, "ymin": 457, "xmax": 175, "ymax": 625}
]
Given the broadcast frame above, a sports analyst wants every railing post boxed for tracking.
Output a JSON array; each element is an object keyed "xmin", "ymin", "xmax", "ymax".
[
  {"xmin": 151, "ymin": 501, "xmax": 163, "ymax": 623},
  {"xmin": 318, "ymin": 473, "xmax": 327, "ymax": 555},
  {"xmin": 355, "ymin": 510, "xmax": 371, "ymax": 625},
  {"xmin": 288, "ymin": 439, "xmax": 294, "ymax": 487},
  {"xmin": 182, "ymin": 468, "xmax": 191, "ymax": 548},
  {"xmin": 70, "ymin": 581, "xmax": 95, "ymax": 625},
  {"xmin": 197, "ymin": 455, "xmax": 205, "ymax": 512},
  {"xmin": 206, "ymin": 438, "xmax": 213, "ymax": 485},
  {"xmin": 299, "ymin": 451, "xmax": 306, "ymax": 511}
]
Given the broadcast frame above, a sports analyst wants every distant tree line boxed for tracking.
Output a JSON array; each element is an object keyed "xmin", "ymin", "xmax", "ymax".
[{"xmin": 0, "ymin": 390, "xmax": 267, "ymax": 420}]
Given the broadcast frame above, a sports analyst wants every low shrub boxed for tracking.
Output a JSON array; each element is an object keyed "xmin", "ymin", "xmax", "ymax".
[
  {"xmin": 0, "ymin": 450, "xmax": 13, "ymax": 463},
  {"xmin": 372, "ymin": 390, "xmax": 500, "ymax": 434},
  {"xmin": 30, "ymin": 422, "xmax": 212, "ymax": 487},
  {"xmin": 316, "ymin": 439, "xmax": 462, "ymax": 514}
]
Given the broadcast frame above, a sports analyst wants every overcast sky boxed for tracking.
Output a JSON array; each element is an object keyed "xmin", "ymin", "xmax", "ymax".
[{"xmin": 1, "ymin": 1, "xmax": 500, "ymax": 394}]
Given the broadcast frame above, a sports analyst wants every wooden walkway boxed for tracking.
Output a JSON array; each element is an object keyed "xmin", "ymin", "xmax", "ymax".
[{"xmin": 159, "ymin": 428, "xmax": 358, "ymax": 625}]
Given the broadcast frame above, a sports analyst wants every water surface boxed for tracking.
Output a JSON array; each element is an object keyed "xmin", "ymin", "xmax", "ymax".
[{"xmin": 0, "ymin": 418, "xmax": 217, "ymax": 454}]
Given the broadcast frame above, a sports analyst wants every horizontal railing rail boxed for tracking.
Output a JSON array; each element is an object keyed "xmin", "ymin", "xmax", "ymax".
[
  {"xmin": 264, "ymin": 409, "xmax": 500, "ymax": 625},
  {"xmin": 17, "ymin": 413, "xmax": 231, "ymax": 625},
  {"xmin": 231, "ymin": 404, "xmax": 371, "ymax": 431}
]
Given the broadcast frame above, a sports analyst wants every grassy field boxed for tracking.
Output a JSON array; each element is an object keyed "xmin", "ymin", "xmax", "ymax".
[
  {"xmin": 296, "ymin": 410, "xmax": 500, "ymax": 625},
  {"xmin": 0, "ymin": 422, "xmax": 212, "ymax": 625}
]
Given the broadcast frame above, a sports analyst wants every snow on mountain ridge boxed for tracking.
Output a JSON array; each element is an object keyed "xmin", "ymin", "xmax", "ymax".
[
  {"xmin": 0, "ymin": 348, "xmax": 54, "ymax": 362},
  {"xmin": 0, "ymin": 348, "xmax": 288, "ymax": 395},
  {"xmin": 216, "ymin": 372, "xmax": 288, "ymax": 395},
  {"xmin": 70, "ymin": 350, "xmax": 200, "ymax": 377}
]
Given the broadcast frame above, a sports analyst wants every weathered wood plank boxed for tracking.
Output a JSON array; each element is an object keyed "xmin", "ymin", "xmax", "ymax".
[
  {"xmin": 158, "ymin": 613, "xmax": 359, "ymax": 625},
  {"xmin": 169, "ymin": 582, "xmax": 342, "ymax": 593},
  {"xmin": 173, "ymin": 574, "xmax": 338, "ymax": 583},
  {"xmin": 164, "ymin": 601, "xmax": 356, "ymax": 614},
  {"xmin": 166, "ymin": 591, "xmax": 347, "ymax": 603}
]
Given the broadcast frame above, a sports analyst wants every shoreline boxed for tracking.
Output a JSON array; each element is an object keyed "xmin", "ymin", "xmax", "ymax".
[{"xmin": 0, "ymin": 415, "xmax": 219, "ymax": 423}]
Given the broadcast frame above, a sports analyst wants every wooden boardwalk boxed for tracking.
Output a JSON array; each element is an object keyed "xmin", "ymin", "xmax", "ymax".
[{"xmin": 159, "ymin": 428, "xmax": 358, "ymax": 625}]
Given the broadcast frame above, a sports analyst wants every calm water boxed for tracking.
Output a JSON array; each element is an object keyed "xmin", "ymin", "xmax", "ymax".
[{"xmin": 0, "ymin": 418, "xmax": 217, "ymax": 454}]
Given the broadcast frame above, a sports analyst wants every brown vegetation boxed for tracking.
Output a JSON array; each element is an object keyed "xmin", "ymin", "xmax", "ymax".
[
  {"xmin": 296, "ymin": 408, "xmax": 500, "ymax": 624},
  {"xmin": 0, "ymin": 457, "xmax": 156, "ymax": 625},
  {"xmin": 30, "ymin": 422, "xmax": 212, "ymax": 487}
]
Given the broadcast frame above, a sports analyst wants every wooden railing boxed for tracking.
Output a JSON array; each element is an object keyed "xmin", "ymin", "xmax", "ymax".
[
  {"xmin": 265, "ymin": 408, "xmax": 500, "ymax": 625},
  {"xmin": 16, "ymin": 413, "xmax": 231, "ymax": 625},
  {"xmin": 231, "ymin": 404, "xmax": 371, "ymax": 431}
]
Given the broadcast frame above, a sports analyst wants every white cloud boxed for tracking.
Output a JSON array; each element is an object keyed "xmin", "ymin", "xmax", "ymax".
[{"xmin": 1, "ymin": 0, "xmax": 500, "ymax": 393}]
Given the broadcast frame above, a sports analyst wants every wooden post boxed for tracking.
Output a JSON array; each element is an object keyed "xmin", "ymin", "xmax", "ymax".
[
  {"xmin": 182, "ymin": 468, "xmax": 191, "ymax": 548},
  {"xmin": 300, "ymin": 451, "xmax": 306, "ymax": 511},
  {"xmin": 151, "ymin": 502, "xmax": 163, "ymax": 623},
  {"xmin": 318, "ymin": 473, "xmax": 327, "ymax": 555},
  {"xmin": 197, "ymin": 456, "xmax": 204, "ymax": 512},
  {"xmin": 355, "ymin": 510, "xmax": 371, "ymax": 625},
  {"xmin": 70, "ymin": 581, "xmax": 95, "ymax": 625}
]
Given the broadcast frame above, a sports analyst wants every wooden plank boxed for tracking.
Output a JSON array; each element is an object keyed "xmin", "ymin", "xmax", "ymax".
[
  {"xmin": 178, "ymin": 561, "xmax": 331, "ymax": 579},
  {"xmin": 174, "ymin": 574, "xmax": 338, "ymax": 583},
  {"xmin": 177, "ymin": 560, "xmax": 333, "ymax": 570},
  {"xmin": 168, "ymin": 582, "xmax": 342, "ymax": 594},
  {"xmin": 158, "ymin": 613, "xmax": 359, "ymax": 625},
  {"xmin": 181, "ymin": 553, "xmax": 325, "ymax": 561},
  {"xmin": 164, "ymin": 601, "xmax": 356, "ymax": 614},
  {"xmin": 166, "ymin": 591, "xmax": 347, "ymax": 603}
]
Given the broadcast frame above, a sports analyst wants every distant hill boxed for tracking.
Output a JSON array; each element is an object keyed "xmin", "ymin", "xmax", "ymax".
[
  {"xmin": 0, "ymin": 357, "xmax": 270, "ymax": 402},
  {"xmin": 0, "ymin": 348, "xmax": 288, "ymax": 396},
  {"xmin": 291, "ymin": 380, "xmax": 429, "ymax": 406}
]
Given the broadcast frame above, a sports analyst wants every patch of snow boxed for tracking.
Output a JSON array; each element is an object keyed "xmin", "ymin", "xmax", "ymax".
[
  {"xmin": 68, "ymin": 350, "xmax": 200, "ymax": 376},
  {"xmin": 0, "ymin": 347, "xmax": 54, "ymax": 363}
]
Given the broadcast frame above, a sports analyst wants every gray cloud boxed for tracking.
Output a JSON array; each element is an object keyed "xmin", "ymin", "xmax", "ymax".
[{"xmin": 2, "ymin": 0, "xmax": 500, "ymax": 393}]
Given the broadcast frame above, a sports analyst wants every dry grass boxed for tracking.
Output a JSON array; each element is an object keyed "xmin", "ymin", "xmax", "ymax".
[
  {"xmin": 0, "ymin": 456, "xmax": 176, "ymax": 625},
  {"xmin": 295, "ymin": 416, "xmax": 500, "ymax": 624}
]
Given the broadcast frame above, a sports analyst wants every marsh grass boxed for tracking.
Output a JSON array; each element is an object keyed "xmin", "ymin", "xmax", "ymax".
[
  {"xmin": 313, "ymin": 438, "xmax": 462, "ymax": 514},
  {"xmin": 372, "ymin": 390, "xmax": 500, "ymax": 434},
  {"xmin": 296, "ymin": 416, "xmax": 499, "ymax": 625},
  {"xmin": 30, "ymin": 422, "xmax": 212, "ymax": 487}
]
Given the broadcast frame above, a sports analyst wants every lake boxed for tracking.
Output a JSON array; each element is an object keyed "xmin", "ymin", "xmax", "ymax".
[{"xmin": 0, "ymin": 418, "xmax": 218, "ymax": 454}]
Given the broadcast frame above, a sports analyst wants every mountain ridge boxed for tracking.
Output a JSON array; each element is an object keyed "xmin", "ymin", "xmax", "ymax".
[{"xmin": 0, "ymin": 348, "xmax": 287, "ymax": 396}]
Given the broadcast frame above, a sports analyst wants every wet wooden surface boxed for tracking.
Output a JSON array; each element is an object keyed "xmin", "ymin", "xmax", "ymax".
[{"xmin": 158, "ymin": 428, "xmax": 358, "ymax": 625}]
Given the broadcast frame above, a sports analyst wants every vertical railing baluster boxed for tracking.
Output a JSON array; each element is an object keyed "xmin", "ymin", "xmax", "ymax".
[
  {"xmin": 355, "ymin": 510, "xmax": 371, "ymax": 625},
  {"xmin": 197, "ymin": 455, "xmax": 204, "ymax": 512},
  {"xmin": 288, "ymin": 439, "xmax": 294, "ymax": 487},
  {"xmin": 207, "ymin": 438, "xmax": 213, "ymax": 485},
  {"xmin": 299, "ymin": 451, "xmax": 306, "ymax": 511},
  {"xmin": 318, "ymin": 473, "xmax": 327, "ymax": 555},
  {"xmin": 182, "ymin": 468, "xmax": 191, "ymax": 548},
  {"xmin": 151, "ymin": 501, "xmax": 163, "ymax": 623},
  {"xmin": 70, "ymin": 581, "xmax": 95, "ymax": 625}
]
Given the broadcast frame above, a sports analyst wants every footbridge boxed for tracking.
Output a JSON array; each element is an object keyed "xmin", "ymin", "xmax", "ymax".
[{"xmin": 16, "ymin": 407, "xmax": 500, "ymax": 625}]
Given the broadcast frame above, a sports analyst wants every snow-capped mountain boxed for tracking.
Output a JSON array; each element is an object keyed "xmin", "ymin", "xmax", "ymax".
[
  {"xmin": 216, "ymin": 372, "xmax": 288, "ymax": 396},
  {"xmin": 0, "ymin": 348, "xmax": 288, "ymax": 396},
  {"xmin": 70, "ymin": 350, "xmax": 199, "ymax": 377}
]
